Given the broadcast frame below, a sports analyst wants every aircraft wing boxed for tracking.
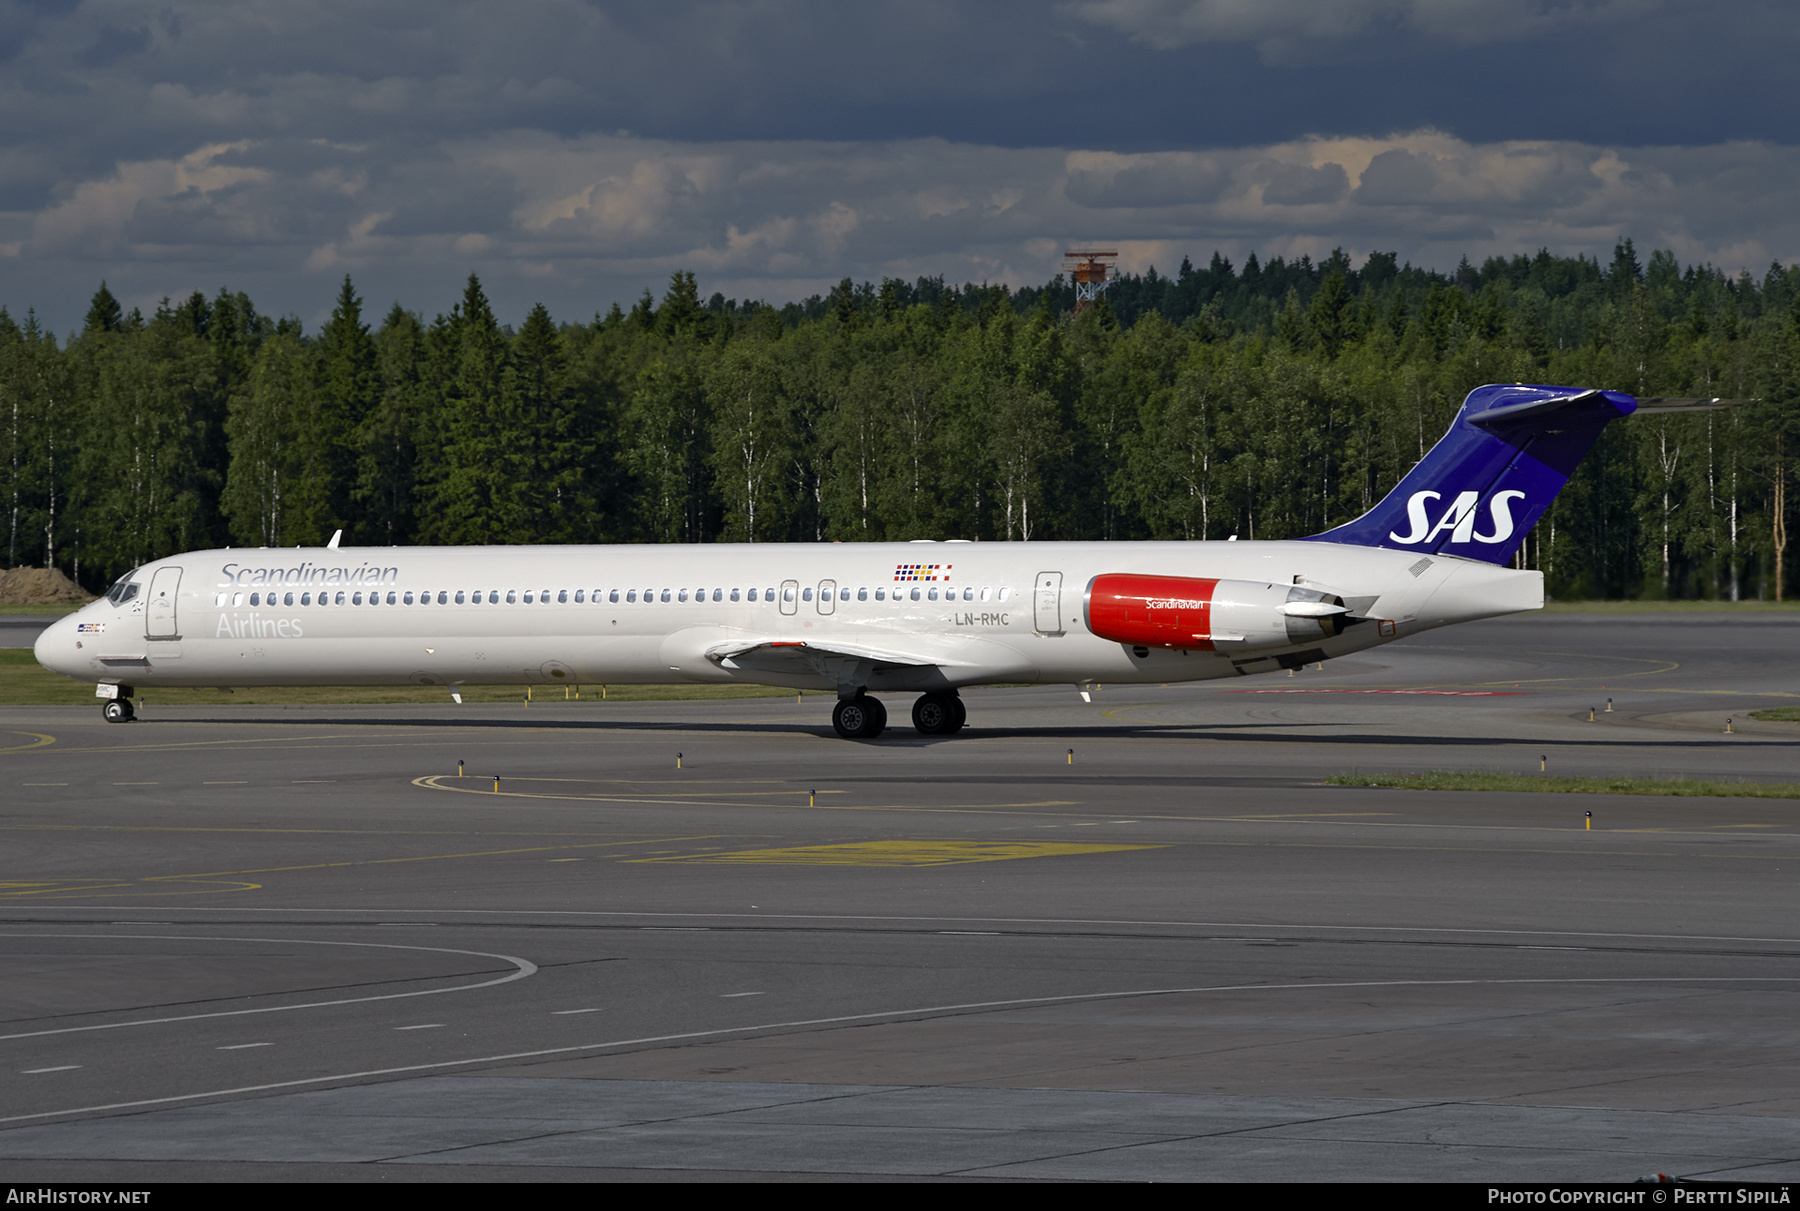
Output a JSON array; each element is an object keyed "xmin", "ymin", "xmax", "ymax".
[{"xmin": 707, "ymin": 637, "xmax": 970, "ymax": 679}]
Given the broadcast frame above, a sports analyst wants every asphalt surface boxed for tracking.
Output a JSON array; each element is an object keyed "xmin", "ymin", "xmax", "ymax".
[
  {"xmin": 0, "ymin": 616, "xmax": 53, "ymax": 648},
  {"xmin": 2, "ymin": 611, "xmax": 1799, "ymax": 1182}
]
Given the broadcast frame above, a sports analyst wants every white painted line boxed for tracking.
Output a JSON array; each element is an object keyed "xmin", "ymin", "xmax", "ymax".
[
  {"xmin": 552, "ymin": 1008, "xmax": 603, "ymax": 1015},
  {"xmin": 204, "ymin": 781, "xmax": 248, "ymax": 785},
  {"xmin": 216, "ymin": 1043, "xmax": 271, "ymax": 1050},
  {"xmin": 22, "ymin": 1066, "xmax": 81, "ymax": 1074},
  {"xmin": 721, "ymin": 992, "xmax": 765, "ymax": 998},
  {"xmin": 11, "ymin": 976, "xmax": 1800, "ymax": 1129},
  {"xmin": 21, "ymin": 783, "xmax": 67, "ymax": 787},
  {"xmin": 0, "ymin": 934, "xmax": 535, "ymax": 1042},
  {"xmin": 394, "ymin": 1024, "xmax": 445, "ymax": 1031}
]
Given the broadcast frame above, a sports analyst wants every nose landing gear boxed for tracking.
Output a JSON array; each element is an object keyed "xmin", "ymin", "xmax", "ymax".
[
  {"xmin": 911, "ymin": 691, "xmax": 965, "ymax": 736},
  {"xmin": 101, "ymin": 697, "xmax": 136, "ymax": 723},
  {"xmin": 831, "ymin": 693, "xmax": 888, "ymax": 739}
]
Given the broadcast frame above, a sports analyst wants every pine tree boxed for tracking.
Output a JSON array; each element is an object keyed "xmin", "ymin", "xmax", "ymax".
[{"xmin": 315, "ymin": 276, "xmax": 381, "ymax": 540}]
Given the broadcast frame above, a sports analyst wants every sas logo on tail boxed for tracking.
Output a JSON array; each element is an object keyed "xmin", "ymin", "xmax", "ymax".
[{"xmin": 1389, "ymin": 490, "xmax": 1526, "ymax": 546}]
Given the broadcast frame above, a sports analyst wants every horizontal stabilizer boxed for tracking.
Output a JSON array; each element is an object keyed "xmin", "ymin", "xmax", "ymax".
[{"xmin": 1631, "ymin": 397, "xmax": 1749, "ymax": 413}]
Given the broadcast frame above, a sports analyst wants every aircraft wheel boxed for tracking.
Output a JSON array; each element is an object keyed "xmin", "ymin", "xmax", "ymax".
[
  {"xmin": 102, "ymin": 699, "xmax": 133, "ymax": 724},
  {"xmin": 865, "ymin": 696, "xmax": 888, "ymax": 737},
  {"xmin": 832, "ymin": 696, "xmax": 881, "ymax": 739},
  {"xmin": 911, "ymin": 693, "xmax": 957, "ymax": 736},
  {"xmin": 947, "ymin": 695, "xmax": 966, "ymax": 733}
]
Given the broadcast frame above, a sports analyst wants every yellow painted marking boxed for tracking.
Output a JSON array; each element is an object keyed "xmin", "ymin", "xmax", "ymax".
[
  {"xmin": 0, "ymin": 879, "xmax": 260, "ymax": 899},
  {"xmin": 631, "ymin": 840, "xmax": 1162, "ymax": 867},
  {"xmin": 0, "ymin": 732, "xmax": 55, "ymax": 753}
]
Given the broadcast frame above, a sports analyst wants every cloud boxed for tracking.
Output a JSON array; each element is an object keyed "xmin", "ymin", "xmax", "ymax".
[
  {"xmin": 1061, "ymin": 0, "xmax": 1663, "ymax": 56},
  {"xmin": 6, "ymin": 125, "xmax": 1798, "ymax": 334}
]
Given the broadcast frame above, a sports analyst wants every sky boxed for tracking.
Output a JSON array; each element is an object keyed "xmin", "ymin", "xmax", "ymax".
[{"xmin": 2, "ymin": 0, "xmax": 1797, "ymax": 334}]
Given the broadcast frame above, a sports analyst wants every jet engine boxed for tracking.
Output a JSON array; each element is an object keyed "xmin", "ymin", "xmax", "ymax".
[{"xmin": 1085, "ymin": 573, "xmax": 1352, "ymax": 652}]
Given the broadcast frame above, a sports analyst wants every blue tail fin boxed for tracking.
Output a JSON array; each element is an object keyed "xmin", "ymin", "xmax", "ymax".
[{"xmin": 1302, "ymin": 384, "xmax": 1637, "ymax": 565}]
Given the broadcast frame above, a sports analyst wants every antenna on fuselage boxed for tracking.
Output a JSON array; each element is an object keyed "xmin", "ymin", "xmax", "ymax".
[{"xmin": 327, "ymin": 530, "xmax": 342, "ymax": 549}]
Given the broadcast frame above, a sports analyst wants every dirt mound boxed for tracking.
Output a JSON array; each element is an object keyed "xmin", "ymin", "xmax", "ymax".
[{"xmin": 0, "ymin": 566, "xmax": 95, "ymax": 605}]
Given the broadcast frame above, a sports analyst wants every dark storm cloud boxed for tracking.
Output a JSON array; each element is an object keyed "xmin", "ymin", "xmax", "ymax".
[{"xmin": 0, "ymin": 2, "xmax": 1794, "ymax": 331}]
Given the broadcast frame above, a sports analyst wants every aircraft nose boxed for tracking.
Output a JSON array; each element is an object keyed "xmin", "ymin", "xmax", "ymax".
[{"xmin": 33, "ymin": 613, "xmax": 84, "ymax": 680}]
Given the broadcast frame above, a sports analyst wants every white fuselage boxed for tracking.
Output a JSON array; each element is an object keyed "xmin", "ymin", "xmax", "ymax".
[{"xmin": 35, "ymin": 540, "xmax": 1542, "ymax": 694}]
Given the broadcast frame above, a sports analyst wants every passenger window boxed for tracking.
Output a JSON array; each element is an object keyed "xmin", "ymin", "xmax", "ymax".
[
  {"xmin": 506, "ymin": 590, "xmax": 517, "ymax": 604},
  {"xmin": 541, "ymin": 590, "xmax": 550, "ymax": 603},
  {"xmin": 660, "ymin": 589, "xmax": 671, "ymax": 603},
  {"xmin": 455, "ymin": 591, "xmax": 466, "ymax": 604},
  {"xmin": 875, "ymin": 588, "xmax": 886, "ymax": 601},
  {"xmin": 910, "ymin": 588, "xmax": 920, "ymax": 602},
  {"xmin": 998, "ymin": 587, "xmax": 1010, "ymax": 601},
  {"xmin": 609, "ymin": 589, "xmax": 619, "ymax": 603},
  {"xmin": 233, "ymin": 592, "xmax": 244, "ymax": 606},
  {"xmin": 301, "ymin": 592, "xmax": 312, "ymax": 606},
  {"xmin": 748, "ymin": 588, "xmax": 758, "ymax": 602},
  {"xmin": 249, "ymin": 592, "xmax": 260, "ymax": 606},
  {"xmin": 962, "ymin": 587, "xmax": 973, "ymax": 601},
  {"xmin": 802, "ymin": 587, "xmax": 812, "ymax": 602},
  {"xmin": 573, "ymin": 590, "xmax": 583, "ymax": 603},
  {"xmin": 713, "ymin": 588, "xmax": 722, "ymax": 602},
  {"xmin": 559, "ymin": 590, "xmax": 569, "ymax": 603},
  {"xmin": 730, "ymin": 588, "xmax": 740, "ymax": 602},
  {"xmin": 386, "ymin": 591, "xmax": 397, "ymax": 605},
  {"xmin": 980, "ymin": 587, "xmax": 991, "ymax": 601},
  {"xmin": 840, "ymin": 587, "xmax": 850, "ymax": 601},
  {"xmin": 404, "ymin": 591, "xmax": 415, "ymax": 605},
  {"xmin": 928, "ymin": 588, "xmax": 938, "ymax": 601},
  {"xmin": 285, "ymin": 592, "xmax": 296, "ymax": 606},
  {"xmin": 679, "ymin": 589, "xmax": 689, "ymax": 602},
  {"xmin": 626, "ymin": 590, "xmax": 637, "ymax": 603},
  {"xmin": 334, "ymin": 592, "xmax": 344, "ymax": 605},
  {"xmin": 857, "ymin": 587, "xmax": 867, "ymax": 601},
  {"xmin": 352, "ymin": 592, "xmax": 362, "ymax": 605}
]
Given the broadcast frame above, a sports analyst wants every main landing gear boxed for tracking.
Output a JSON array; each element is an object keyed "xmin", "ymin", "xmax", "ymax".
[
  {"xmin": 831, "ymin": 693, "xmax": 888, "ymax": 739},
  {"xmin": 830, "ymin": 691, "xmax": 966, "ymax": 739},
  {"xmin": 910, "ymin": 691, "xmax": 965, "ymax": 736}
]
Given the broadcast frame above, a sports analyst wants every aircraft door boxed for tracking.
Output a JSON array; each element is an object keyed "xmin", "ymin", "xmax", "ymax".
[
  {"xmin": 146, "ymin": 566, "xmax": 182, "ymax": 639},
  {"xmin": 779, "ymin": 579, "xmax": 799, "ymax": 616},
  {"xmin": 1033, "ymin": 571, "xmax": 1063, "ymax": 636},
  {"xmin": 817, "ymin": 579, "xmax": 836, "ymax": 615}
]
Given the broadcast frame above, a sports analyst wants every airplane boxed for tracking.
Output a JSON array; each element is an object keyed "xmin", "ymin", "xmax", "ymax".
[{"xmin": 33, "ymin": 383, "xmax": 1715, "ymax": 738}]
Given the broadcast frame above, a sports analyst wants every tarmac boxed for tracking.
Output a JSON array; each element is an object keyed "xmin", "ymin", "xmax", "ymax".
[{"xmin": 1, "ymin": 609, "xmax": 1798, "ymax": 1181}]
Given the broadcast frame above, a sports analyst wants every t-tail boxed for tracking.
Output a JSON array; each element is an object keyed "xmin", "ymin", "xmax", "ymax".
[{"xmin": 1301, "ymin": 384, "xmax": 1638, "ymax": 565}]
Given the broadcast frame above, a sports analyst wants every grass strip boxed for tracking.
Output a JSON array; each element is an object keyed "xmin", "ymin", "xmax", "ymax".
[
  {"xmin": 1328, "ymin": 770, "xmax": 1800, "ymax": 799},
  {"xmin": 1751, "ymin": 708, "xmax": 1800, "ymax": 723},
  {"xmin": 0, "ymin": 648, "xmax": 797, "ymax": 707}
]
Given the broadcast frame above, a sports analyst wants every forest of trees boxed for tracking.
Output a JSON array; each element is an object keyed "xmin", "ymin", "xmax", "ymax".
[{"xmin": 3, "ymin": 237, "xmax": 1797, "ymax": 600}]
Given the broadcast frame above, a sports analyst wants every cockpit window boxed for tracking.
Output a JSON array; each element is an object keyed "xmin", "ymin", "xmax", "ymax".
[{"xmin": 105, "ymin": 571, "xmax": 142, "ymax": 606}]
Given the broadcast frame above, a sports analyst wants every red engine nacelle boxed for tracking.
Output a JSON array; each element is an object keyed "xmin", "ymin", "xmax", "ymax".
[
  {"xmin": 1086, "ymin": 573, "xmax": 1350, "ymax": 652},
  {"xmin": 1086, "ymin": 573, "xmax": 1225, "ymax": 650}
]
